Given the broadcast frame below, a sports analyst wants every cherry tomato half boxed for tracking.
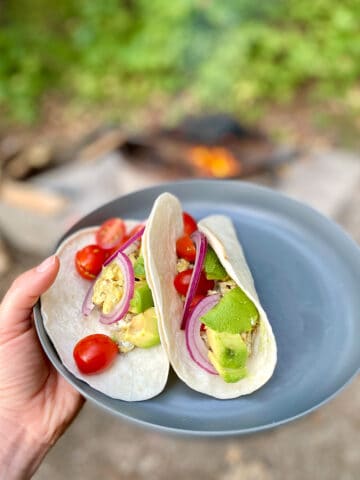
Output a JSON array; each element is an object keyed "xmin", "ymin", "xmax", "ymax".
[
  {"xmin": 73, "ymin": 334, "xmax": 119, "ymax": 374},
  {"xmin": 75, "ymin": 245, "xmax": 107, "ymax": 280},
  {"xmin": 96, "ymin": 218, "xmax": 126, "ymax": 250},
  {"xmin": 174, "ymin": 269, "xmax": 192, "ymax": 296},
  {"xmin": 196, "ymin": 272, "xmax": 215, "ymax": 295},
  {"xmin": 176, "ymin": 234, "xmax": 196, "ymax": 262},
  {"xmin": 108, "ymin": 223, "xmax": 144, "ymax": 254},
  {"xmin": 174, "ymin": 269, "xmax": 215, "ymax": 296},
  {"xmin": 183, "ymin": 212, "xmax": 197, "ymax": 235}
]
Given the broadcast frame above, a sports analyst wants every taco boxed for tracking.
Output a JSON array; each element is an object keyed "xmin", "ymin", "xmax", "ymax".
[
  {"xmin": 145, "ymin": 193, "xmax": 277, "ymax": 399},
  {"xmin": 41, "ymin": 214, "xmax": 169, "ymax": 401}
]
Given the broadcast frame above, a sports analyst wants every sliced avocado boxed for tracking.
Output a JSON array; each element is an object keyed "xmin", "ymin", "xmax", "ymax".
[
  {"xmin": 204, "ymin": 246, "xmax": 228, "ymax": 280},
  {"xmin": 208, "ymin": 352, "xmax": 247, "ymax": 383},
  {"xmin": 129, "ymin": 280, "xmax": 154, "ymax": 314},
  {"xmin": 201, "ymin": 287, "xmax": 258, "ymax": 334},
  {"xmin": 124, "ymin": 307, "xmax": 160, "ymax": 348},
  {"xmin": 133, "ymin": 255, "xmax": 146, "ymax": 279},
  {"xmin": 206, "ymin": 328, "xmax": 248, "ymax": 369}
]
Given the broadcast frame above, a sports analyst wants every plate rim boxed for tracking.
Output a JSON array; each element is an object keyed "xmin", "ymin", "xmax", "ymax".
[{"xmin": 34, "ymin": 179, "xmax": 360, "ymax": 436}]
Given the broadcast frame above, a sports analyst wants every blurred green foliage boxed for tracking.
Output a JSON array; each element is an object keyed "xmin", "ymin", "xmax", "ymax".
[{"xmin": 1, "ymin": 0, "xmax": 359, "ymax": 123}]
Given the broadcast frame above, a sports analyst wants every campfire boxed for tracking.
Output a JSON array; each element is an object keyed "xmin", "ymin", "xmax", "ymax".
[{"xmin": 187, "ymin": 146, "xmax": 240, "ymax": 178}]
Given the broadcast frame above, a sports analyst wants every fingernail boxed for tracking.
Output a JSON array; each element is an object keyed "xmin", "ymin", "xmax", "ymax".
[{"xmin": 36, "ymin": 255, "xmax": 56, "ymax": 273}]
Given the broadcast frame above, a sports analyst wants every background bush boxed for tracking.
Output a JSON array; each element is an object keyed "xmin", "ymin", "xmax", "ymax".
[{"xmin": 1, "ymin": 0, "xmax": 359, "ymax": 123}]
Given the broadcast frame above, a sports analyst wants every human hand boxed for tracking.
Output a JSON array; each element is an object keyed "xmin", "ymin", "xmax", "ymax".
[{"xmin": 0, "ymin": 256, "xmax": 84, "ymax": 479}]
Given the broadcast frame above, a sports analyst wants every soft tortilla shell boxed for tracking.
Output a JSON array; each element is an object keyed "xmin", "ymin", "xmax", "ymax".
[
  {"xmin": 145, "ymin": 193, "xmax": 277, "ymax": 399},
  {"xmin": 41, "ymin": 222, "xmax": 169, "ymax": 401}
]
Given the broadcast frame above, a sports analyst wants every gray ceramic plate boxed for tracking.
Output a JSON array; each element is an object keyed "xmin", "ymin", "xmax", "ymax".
[{"xmin": 34, "ymin": 180, "xmax": 360, "ymax": 436}]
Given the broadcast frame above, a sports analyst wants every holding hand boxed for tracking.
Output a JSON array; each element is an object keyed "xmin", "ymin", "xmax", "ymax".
[{"xmin": 0, "ymin": 256, "xmax": 84, "ymax": 479}]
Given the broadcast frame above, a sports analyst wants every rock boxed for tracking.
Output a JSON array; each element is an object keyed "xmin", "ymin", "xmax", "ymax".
[
  {"xmin": 277, "ymin": 149, "xmax": 360, "ymax": 218},
  {"xmin": 4, "ymin": 143, "xmax": 54, "ymax": 179},
  {"xmin": 0, "ymin": 134, "xmax": 28, "ymax": 163}
]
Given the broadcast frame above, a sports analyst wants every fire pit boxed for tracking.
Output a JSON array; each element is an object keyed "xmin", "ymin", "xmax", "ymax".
[{"xmin": 120, "ymin": 114, "xmax": 297, "ymax": 179}]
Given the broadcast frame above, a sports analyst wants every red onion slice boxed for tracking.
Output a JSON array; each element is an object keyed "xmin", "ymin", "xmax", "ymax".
[
  {"xmin": 180, "ymin": 230, "xmax": 207, "ymax": 330},
  {"xmin": 104, "ymin": 224, "xmax": 145, "ymax": 266},
  {"xmin": 99, "ymin": 252, "xmax": 135, "ymax": 325},
  {"xmin": 185, "ymin": 294, "xmax": 220, "ymax": 375},
  {"xmin": 82, "ymin": 283, "xmax": 95, "ymax": 316}
]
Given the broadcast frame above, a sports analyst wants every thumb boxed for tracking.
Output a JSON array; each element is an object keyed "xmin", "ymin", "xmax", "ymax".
[{"xmin": 0, "ymin": 255, "xmax": 60, "ymax": 341}]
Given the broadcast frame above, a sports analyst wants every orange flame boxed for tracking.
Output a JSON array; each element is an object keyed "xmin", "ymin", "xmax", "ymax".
[{"xmin": 187, "ymin": 146, "xmax": 241, "ymax": 178}]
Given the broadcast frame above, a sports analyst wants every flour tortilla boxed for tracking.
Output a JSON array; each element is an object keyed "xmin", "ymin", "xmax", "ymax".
[
  {"xmin": 145, "ymin": 193, "xmax": 277, "ymax": 399},
  {"xmin": 41, "ymin": 220, "xmax": 169, "ymax": 401}
]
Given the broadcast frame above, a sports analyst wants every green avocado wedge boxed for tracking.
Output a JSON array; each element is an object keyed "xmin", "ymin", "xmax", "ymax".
[
  {"xmin": 129, "ymin": 280, "xmax": 154, "ymax": 314},
  {"xmin": 208, "ymin": 352, "xmax": 247, "ymax": 383},
  {"xmin": 124, "ymin": 307, "xmax": 160, "ymax": 348},
  {"xmin": 201, "ymin": 287, "xmax": 258, "ymax": 333},
  {"xmin": 204, "ymin": 246, "xmax": 228, "ymax": 280},
  {"xmin": 133, "ymin": 255, "xmax": 146, "ymax": 279},
  {"xmin": 206, "ymin": 328, "xmax": 248, "ymax": 370}
]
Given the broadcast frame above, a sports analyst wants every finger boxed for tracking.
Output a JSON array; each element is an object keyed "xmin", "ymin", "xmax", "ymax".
[{"xmin": 0, "ymin": 255, "xmax": 60, "ymax": 340}]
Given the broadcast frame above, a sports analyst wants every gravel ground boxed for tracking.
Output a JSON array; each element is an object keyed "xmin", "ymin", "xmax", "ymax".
[{"xmin": 1, "ymin": 150, "xmax": 359, "ymax": 480}]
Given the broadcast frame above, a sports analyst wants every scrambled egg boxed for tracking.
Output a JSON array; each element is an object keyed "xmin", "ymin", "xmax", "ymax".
[
  {"xmin": 112, "ymin": 321, "xmax": 135, "ymax": 353},
  {"xmin": 176, "ymin": 258, "xmax": 191, "ymax": 272},
  {"xmin": 218, "ymin": 279, "xmax": 237, "ymax": 295},
  {"xmin": 92, "ymin": 262, "xmax": 124, "ymax": 314},
  {"xmin": 241, "ymin": 327, "xmax": 258, "ymax": 356},
  {"xmin": 207, "ymin": 279, "xmax": 236, "ymax": 297}
]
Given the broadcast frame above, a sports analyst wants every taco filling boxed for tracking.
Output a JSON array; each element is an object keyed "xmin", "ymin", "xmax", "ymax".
[
  {"xmin": 91, "ymin": 249, "xmax": 160, "ymax": 352},
  {"xmin": 41, "ymin": 208, "xmax": 171, "ymax": 401},
  {"xmin": 143, "ymin": 192, "xmax": 276, "ymax": 399},
  {"xmin": 174, "ymin": 221, "xmax": 259, "ymax": 383},
  {"xmin": 74, "ymin": 222, "xmax": 160, "ymax": 375}
]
